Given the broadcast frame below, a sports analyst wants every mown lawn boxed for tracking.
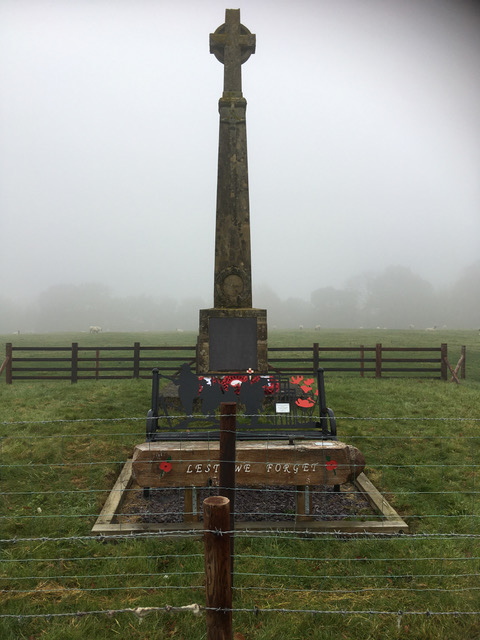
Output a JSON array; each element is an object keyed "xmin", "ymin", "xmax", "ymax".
[{"xmin": 0, "ymin": 330, "xmax": 479, "ymax": 639}]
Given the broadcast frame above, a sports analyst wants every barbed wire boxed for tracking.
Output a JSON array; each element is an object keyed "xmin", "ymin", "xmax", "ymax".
[
  {"xmin": 233, "ymin": 584, "xmax": 480, "ymax": 594},
  {"xmin": 2, "ymin": 414, "xmax": 480, "ymax": 427},
  {"xmin": 235, "ymin": 569, "xmax": 480, "ymax": 580},
  {"xmin": 1, "ymin": 409, "xmax": 478, "ymax": 631},
  {"xmin": 2, "ymin": 553, "xmax": 478, "ymax": 573},
  {"xmin": 0, "ymin": 581, "xmax": 203, "ymax": 594},
  {"xmin": 1, "ymin": 604, "xmax": 480, "ymax": 622},
  {"xmin": 1, "ymin": 513, "xmax": 478, "ymax": 525},
  {"xmin": 221, "ymin": 606, "xmax": 480, "ymax": 616},
  {"xmin": 0, "ymin": 603, "xmax": 203, "ymax": 621},
  {"xmin": 3, "ymin": 568, "xmax": 479, "ymax": 588},
  {"xmin": 1, "ymin": 529, "xmax": 480, "ymax": 546}
]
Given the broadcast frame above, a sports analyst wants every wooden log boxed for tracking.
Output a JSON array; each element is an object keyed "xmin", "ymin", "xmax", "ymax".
[
  {"xmin": 445, "ymin": 356, "xmax": 461, "ymax": 384},
  {"xmin": 204, "ymin": 496, "xmax": 232, "ymax": 640},
  {"xmin": 132, "ymin": 440, "xmax": 365, "ymax": 489}
]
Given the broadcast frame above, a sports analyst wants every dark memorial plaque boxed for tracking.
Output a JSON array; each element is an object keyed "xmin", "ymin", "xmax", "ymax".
[{"xmin": 209, "ymin": 317, "xmax": 258, "ymax": 371}]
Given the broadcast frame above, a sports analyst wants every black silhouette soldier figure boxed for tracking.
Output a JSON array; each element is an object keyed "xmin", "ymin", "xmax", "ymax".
[
  {"xmin": 173, "ymin": 363, "xmax": 200, "ymax": 417},
  {"xmin": 199, "ymin": 378, "xmax": 225, "ymax": 417},
  {"xmin": 155, "ymin": 365, "xmax": 276, "ymax": 431},
  {"xmin": 161, "ymin": 362, "xmax": 200, "ymax": 428},
  {"xmin": 239, "ymin": 377, "xmax": 266, "ymax": 426}
]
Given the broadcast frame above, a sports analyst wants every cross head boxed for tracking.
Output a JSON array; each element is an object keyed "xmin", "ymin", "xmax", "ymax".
[{"xmin": 210, "ymin": 9, "xmax": 256, "ymax": 93}]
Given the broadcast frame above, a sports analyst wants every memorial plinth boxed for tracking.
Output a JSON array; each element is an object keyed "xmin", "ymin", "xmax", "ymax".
[
  {"xmin": 197, "ymin": 307, "xmax": 267, "ymax": 374},
  {"xmin": 197, "ymin": 9, "xmax": 267, "ymax": 374}
]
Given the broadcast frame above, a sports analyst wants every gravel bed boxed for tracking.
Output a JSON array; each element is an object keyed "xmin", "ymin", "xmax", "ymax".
[{"xmin": 118, "ymin": 484, "xmax": 373, "ymax": 524}]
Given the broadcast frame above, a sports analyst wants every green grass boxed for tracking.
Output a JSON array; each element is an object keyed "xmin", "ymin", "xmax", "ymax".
[{"xmin": 0, "ymin": 330, "xmax": 480, "ymax": 639}]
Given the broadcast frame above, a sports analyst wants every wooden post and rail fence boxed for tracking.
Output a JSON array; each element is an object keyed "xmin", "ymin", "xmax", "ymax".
[{"xmin": 1, "ymin": 342, "xmax": 466, "ymax": 383}]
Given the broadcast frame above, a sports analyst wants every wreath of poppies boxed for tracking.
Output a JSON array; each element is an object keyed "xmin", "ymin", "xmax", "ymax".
[
  {"xmin": 290, "ymin": 375, "xmax": 319, "ymax": 409},
  {"xmin": 198, "ymin": 374, "xmax": 278, "ymax": 396}
]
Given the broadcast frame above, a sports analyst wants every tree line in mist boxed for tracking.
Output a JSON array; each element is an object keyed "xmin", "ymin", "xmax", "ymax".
[{"xmin": 1, "ymin": 263, "xmax": 479, "ymax": 334}]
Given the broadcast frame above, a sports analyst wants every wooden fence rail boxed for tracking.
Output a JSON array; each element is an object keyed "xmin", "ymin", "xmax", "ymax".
[{"xmin": 4, "ymin": 343, "xmax": 465, "ymax": 383}]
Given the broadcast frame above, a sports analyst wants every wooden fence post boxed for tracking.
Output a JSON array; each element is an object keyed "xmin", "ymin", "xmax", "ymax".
[
  {"xmin": 219, "ymin": 402, "xmax": 236, "ymax": 584},
  {"xmin": 133, "ymin": 342, "xmax": 141, "ymax": 379},
  {"xmin": 440, "ymin": 343, "xmax": 448, "ymax": 381},
  {"xmin": 313, "ymin": 342, "xmax": 319, "ymax": 374},
  {"xmin": 204, "ymin": 496, "xmax": 233, "ymax": 640},
  {"xmin": 3, "ymin": 343, "xmax": 13, "ymax": 384},
  {"xmin": 360, "ymin": 345, "xmax": 364, "ymax": 378},
  {"xmin": 71, "ymin": 343, "xmax": 78, "ymax": 384},
  {"xmin": 461, "ymin": 345, "xmax": 466, "ymax": 379},
  {"xmin": 375, "ymin": 343, "xmax": 382, "ymax": 378}
]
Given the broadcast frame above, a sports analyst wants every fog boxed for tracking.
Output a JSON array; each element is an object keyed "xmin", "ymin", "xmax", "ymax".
[{"xmin": 1, "ymin": 0, "xmax": 479, "ymax": 331}]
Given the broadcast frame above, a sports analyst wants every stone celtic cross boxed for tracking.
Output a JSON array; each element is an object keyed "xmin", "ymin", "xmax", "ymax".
[
  {"xmin": 210, "ymin": 8, "xmax": 256, "ymax": 94},
  {"xmin": 198, "ymin": 10, "xmax": 267, "ymax": 374},
  {"xmin": 209, "ymin": 9, "xmax": 256, "ymax": 309}
]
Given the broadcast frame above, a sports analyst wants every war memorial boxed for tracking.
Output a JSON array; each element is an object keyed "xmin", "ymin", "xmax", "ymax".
[
  {"xmin": 196, "ymin": 8, "xmax": 267, "ymax": 375},
  {"xmin": 94, "ymin": 10, "xmax": 405, "ymax": 536}
]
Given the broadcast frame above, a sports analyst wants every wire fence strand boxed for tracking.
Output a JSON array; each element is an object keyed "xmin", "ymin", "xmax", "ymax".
[{"xmin": 1, "ymin": 411, "xmax": 479, "ymax": 632}]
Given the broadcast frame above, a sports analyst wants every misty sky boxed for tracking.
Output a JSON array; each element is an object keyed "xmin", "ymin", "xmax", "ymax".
[{"xmin": 1, "ymin": 0, "xmax": 479, "ymax": 307}]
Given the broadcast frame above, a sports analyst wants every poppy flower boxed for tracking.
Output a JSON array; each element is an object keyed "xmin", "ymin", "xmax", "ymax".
[
  {"xmin": 325, "ymin": 457, "xmax": 337, "ymax": 474},
  {"xmin": 296, "ymin": 397, "xmax": 315, "ymax": 409},
  {"xmin": 159, "ymin": 460, "xmax": 172, "ymax": 474}
]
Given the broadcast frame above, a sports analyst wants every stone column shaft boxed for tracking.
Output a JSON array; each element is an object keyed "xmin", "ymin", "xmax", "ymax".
[{"xmin": 214, "ymin": 95, "xmax": 252, "ymax": 308}]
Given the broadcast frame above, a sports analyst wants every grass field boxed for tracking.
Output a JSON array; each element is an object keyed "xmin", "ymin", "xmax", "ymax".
[{"xmin": 1, "ymin": 330, "xmax": 479, "ymax": 639}]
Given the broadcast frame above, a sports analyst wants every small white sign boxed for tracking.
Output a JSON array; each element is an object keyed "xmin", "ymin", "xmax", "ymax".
[{"xmin": 275, "ymin": 402, "xmax": 291, "ymax": 414}]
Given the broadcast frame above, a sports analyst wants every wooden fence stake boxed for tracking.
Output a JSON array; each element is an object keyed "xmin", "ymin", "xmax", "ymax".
[
  {"xmin": 313, "ymin": 342, "xmax": 319, "ymax": 374},
  {"xmin": 375, "ymin": 343, "xmax": 382, "ymax": 378},
  {"xmin": 461, "ymin": 345, "xmax": 466, "ymax": 379},
  {"xmin": 204, "ymin": 496, "xmax": 233, "ymax": 640},
  {"xmin": 133, "ymin": 342, "xmax": 141, "ymax": 379},
  {"xmin": 0, "ymin": 355, "xmax": 10, "ymax": 379},
  {"xmin": 445, "ymin": 353, "xmax": 465, "ymax": 384},
  {"xmin": 71, "ymin": 343, "xmax": 78, "ymax": 384},
  {"xmin": 5, "ymin": 343, "xmax": 12, "ymax": 384},
  {"xmin": 440, "ymin": 343, "xmax": 448, "ymax": 381},
  {"xmin": 219, "ymin": 402, "xmax": 236, "ymax": 584}
]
